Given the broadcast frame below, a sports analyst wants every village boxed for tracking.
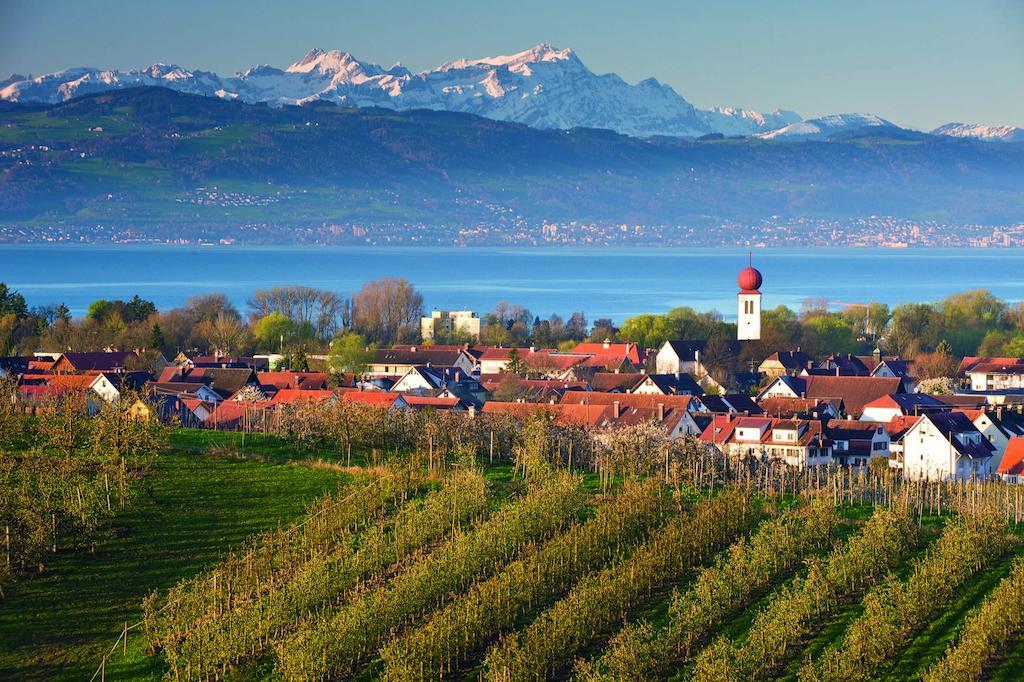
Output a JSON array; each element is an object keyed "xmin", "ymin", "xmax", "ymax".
[{"xmin": 4, "ymin": 262, "xmax": 1024, "ymax": 485}]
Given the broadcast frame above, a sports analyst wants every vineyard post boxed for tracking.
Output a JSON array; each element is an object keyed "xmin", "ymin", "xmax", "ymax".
[
  {"xmin": 51, "ymin": 512, "xmax": 56, "ymax": 553},
  {"xmin": 489, "ymin": 430, "xmax": 494, "ymax": 464},
  {"xmin": 123, "ymin": 622, "xmax": 128, "ymax": 656},
  {"xmin": 4, "ymin": 525, "xmax": 8, "ymax": 569},
  {"xmin": 105, "ymin": 472, "xmax": 111, "ymax": 512}
]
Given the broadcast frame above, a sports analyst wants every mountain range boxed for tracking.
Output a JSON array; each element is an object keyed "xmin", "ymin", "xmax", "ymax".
[
  {"xmin": 3, "ymin": 43, "xmax": 1018, "ymax": 141},
  {"xmin": 1, "ymin": 86, "xmax": 1022, "ymax": 243}
]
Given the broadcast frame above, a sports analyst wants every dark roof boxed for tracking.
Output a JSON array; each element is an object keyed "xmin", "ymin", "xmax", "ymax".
[
  {"xmin": 642, "ymin": 373, "xmax": 704, "ymax": 396},
  {"xmin": 187, "ymin": 367, "xmax": 257, "ymax": 399},
  {"xmin": 60, "ymin": 351, "xmax": 134, "ymax": 371},
  {"xmin": 763, "ymin": 350, "xmax": 813, "ymax": 370},
  {"xmin": 374, "ymin": 347, "xmax": 469, "ymax": 366},
  {"xmin": 101, "ymin": 371, "xmax": 154, "ymax": 391},
  {"xmin": 868, "ymin": 393, "xmax": 948, "ymax": 415},
  {"xmin": 663, "ymin": 339, "xmax": 741, "ymax": 359},
  {"xmin": 921, "ymin": 412, "xmax": 996, "ymax": 459},
  {"xmin": 0, "ymin": 356, "xmax": 31, "ymax": 375},
  {"xmin": 722, "ymin": 394, "xmax": 763, "ymax": 415},
  {"xmin": 802, "ymin": 376, "xmax": 904, "ymax": 416}
]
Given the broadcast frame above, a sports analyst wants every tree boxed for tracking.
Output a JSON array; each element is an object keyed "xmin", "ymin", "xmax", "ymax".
[
  {"xmin": 505, "ymin": 347, "xmax": 525, "ymax": 376},
  {"xmin": 887, "ymin": 303, "xmax": 943, "ymax": 356},
  {"xmin": 290, "ymin": 348, "xmax": 310, "ymax": 372},
  {"xmin": 148, "ymin": 323, "xmax": 167, "ymax": 354},
  {"xmin": 351, "ymin": 278, "xmax": 423, "ymax": 345},
  {"xmin": 800, "ymin": 315, "xmax": 857, "ymax": 356},
  {"xmin": 492, "ymin": 373, "xmax": 531, "ymax": 402},
  {"xmin": 0, "ymin": 283, "xmax": 28, "ymax": 319},
  {"xmin": 195, "ymin": 312, "xmax": 247, "ymax": 355},
  {"xmin": 328, "ymin": 332, "xmax": 375, "ymax": 374},
  {"xmin": 249, "ymin": 286, "xmax": 345, "ymax": 340},
  {"xmin": 939, "ymin": 290, "xmax": 1007, "ymax": 355},
  {"xmin": 252, "ymin": 313, "xmax": 295, "ymax": 353}
]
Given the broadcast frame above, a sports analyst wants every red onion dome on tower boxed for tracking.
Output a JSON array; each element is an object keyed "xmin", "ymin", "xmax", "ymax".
[{"xmin": 738, "ymin": 266, "xmax": 762, "ymax": 292}]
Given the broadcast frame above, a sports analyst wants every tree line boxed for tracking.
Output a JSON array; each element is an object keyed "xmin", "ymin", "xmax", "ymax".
[{"xmin": 4, "ymin": 280, "xmax": 1024, "ymax": 375}]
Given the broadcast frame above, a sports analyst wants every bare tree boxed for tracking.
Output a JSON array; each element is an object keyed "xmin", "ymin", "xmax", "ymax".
[
  {"xmin": 351, "ymin": 278, "xmax": 424, "ymax": 345},
  {"xmin": 248, "ymin": 286, "xmax": 344, "ymax": 340}
]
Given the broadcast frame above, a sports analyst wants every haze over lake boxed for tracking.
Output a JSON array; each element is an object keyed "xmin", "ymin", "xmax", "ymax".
[{"xmin": 3, "ymin": 245, "xmax": 1023, "ymax": 322}]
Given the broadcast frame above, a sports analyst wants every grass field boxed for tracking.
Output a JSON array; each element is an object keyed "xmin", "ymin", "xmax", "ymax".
[
  {"xmin": 0, "ymin": 444, "xmax": 349, "ymax": 681},
  {"xmin": 3, "ymin": 431, "xmax": 1024, "ymax": 681}
]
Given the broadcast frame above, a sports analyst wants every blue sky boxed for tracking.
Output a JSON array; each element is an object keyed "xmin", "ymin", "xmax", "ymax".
[{"xmin": 1, "ymin": 0, "xmax": 1022, "ymax": 129}]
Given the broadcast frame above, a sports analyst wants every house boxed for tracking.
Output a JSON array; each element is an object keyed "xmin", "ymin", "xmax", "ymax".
[
  {"xmin": 655, "ymin": 341, "xmax": 706, "ymax": 375},
  {"xmin": 479, "ymin": 377, "xmax": 588, "ymax": 403},
  {"xmin": 871, "ymin": 358, "xmax": 917, "ymax": 390},
  {"xmin": 51, "ymin": 350, "xmax": 139, "ymax": 373},
  {"xmin": 758, "ymin": 351, "xmax": 814, "ymax": 379},
  {"xmin": 390, "ymin": 365, "xmax": 488, "ymax": 407},
  {"xmin": 206, "ymin": 400, "xmax": 276, "ymax": 430},
  {"xmin": 811, "ymin": 354, "xmax": 872, "ymax": 377},
  {"xmin": 630, "ymin": 373, "xmax": 704, "ymax": 396},
  {"xmin": 483, "ymin": 399, "xmax": 695, "ymax": 439},
  {"xmin": 757, "ymin": 397, "xmax": 841, "ymax": 420},
  {"xmin": 420, "ymin": 310, "xmax": 481, "ymax": 341},
  {"xmin": 884, "ymin": 415, "xmax": 922, "ymax": 470},
  {"xmin": 965, "ymin": 361, "xmax": 1024, "ymax": 391},
  {"xmin": 826, "ymin": 420, "xmax": 890, "ymax": 467},
  {"xmin": 952, "ymin": 408, "xmax": 1024, "ymax": 471},
  {"xmin": 341, "ymin": 390, "xmax": 410, "ymax": 412},
  {"xmin": 697, "ymin": 394, "xmax": 764, "ymax": 416},
  {"xmin": 152, "ymin": 381, "xmax": 223, "ymax": 405},
  {"xmin": 158, "ymin": 366, "xmax": 259, "ymax": 401},
  {"xmin": 368, "ymin": 346, "xmax": 476, "ymax": 378},
  {"xmin": 270, "ymin": 389, "xmax": 337, "ymax": 405},
  {"xmin": 0, "ymin": 356, "xmax": 31, "ymax": 380},
  {"xmin": 256, "ymin": 371, "xmax": 329, "ymax": 391},
  {"xmin": 571, "ymin": 341, "xmax": 643, "ymax": 370},
  {"xmin": 700, "ymin": 415, "xmax": 832, "ymax": 469},
  {"xmin": 997, "ymin": 438, "xmax": 1024, "ymax": 483},
  {"xmin": 144, "ymin": 394, "xmax": 210, "ymax": 427},
  {"xmin": 900, "ymin": 411, "xmax": 996, "ymax": 481},
  {"xmin": 558, "ymin": 391, "xmax": 707, "ymax": 435},
  {"xmin": 758, "ymin": 375, "xmax": 904, "ymax": 418},
  {"xmin": 860, "ymin": 393, "xmax": 948, "ymax": 422},
  {"xmin": 402, "ymin": 395, "xmax": 468, "ymax": 411},
  {"xmin": 590, "ymin": 372, "xmax": 644, "ymax": 393},
  {"xmin": 957, "ymin": 356, "xmax": 1024, "ymax": 377}
]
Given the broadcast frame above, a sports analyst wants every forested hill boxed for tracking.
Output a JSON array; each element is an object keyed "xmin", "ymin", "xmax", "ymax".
[{"xmin": 1, "ymin": 87, "xmax": 1023, "ymax": 240}]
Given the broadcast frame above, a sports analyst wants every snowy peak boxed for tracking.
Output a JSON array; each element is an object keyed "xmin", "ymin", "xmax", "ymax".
[
  {"xmin": 1, "ymin": 44, "xmax": 811, "ymax": 138},
  {"xmin": 756, "ymin": 113, "xmax": 894, "ymax": 140},
  {"xmin": 436, "ymin": 43, "xmax": 578, "ymax": 73},
  {"xmin": 931, "ymin": 122, "xmax": 1024, "ymax": 143}
]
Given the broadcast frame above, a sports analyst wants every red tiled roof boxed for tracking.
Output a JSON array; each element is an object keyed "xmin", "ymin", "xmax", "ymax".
[
  {"xmin": 558, "ymin": 391, "xmax": 695, "ymax": 411},
  {"xmin": 271, "ymin": 388, "xmax": 335, "ymax": 404},
  {"xmin": 570, "ymin": 342, "xmax": 642, "ymax": 365},
  {"xmin": 885, "ymin": 415, "xmax": 922, "ymax": 440},
  {"xmin": 402, "ymin": 395, "xmax": 463, "ymax": 410},
  {"xmin": 590, "ymin": 373, "xmax": 644, "ymax": 392},
  {"xmin": 998, "ymin": 438, "xmax": 1024, "ymax": 476},
  {"xmin": 958, "ymin": 356, "xmax": 1024, "ymax": 376},
  {"xmin": 342, "ymin": 391, "xmax": 404, "ymax": 408}
]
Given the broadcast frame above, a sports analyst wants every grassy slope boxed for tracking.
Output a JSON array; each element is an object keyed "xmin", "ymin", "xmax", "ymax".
[{"xmin": 0, "ymin": 447, "xmax": 348, "ymax": 681}]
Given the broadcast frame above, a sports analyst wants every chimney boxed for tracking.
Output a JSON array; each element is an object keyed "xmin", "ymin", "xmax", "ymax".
[
  {"xmin": 807, "ymin": 360, "xmax": 814, "ymax": 370},
  {"xmin": 657, "ymin": 402, "xmax": 665, "ymax": 422},
  {"xmin": 835, "ymin": 366, "xmax": 840, "ymax": 376},
  {"xmin": 613, "ymin": 400, "xmax": 621, "ymax": 419},
  {"xmin": 603, "ymin": 338, "xmax": 611, "ymax": 349},
  {"xmin": 411, "ymin": 346, "xmax": 417, "ymax": 352}
]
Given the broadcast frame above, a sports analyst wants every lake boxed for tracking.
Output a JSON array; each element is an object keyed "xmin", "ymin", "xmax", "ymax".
[{"xmin": 2, "ymin": 244, "xmax": 1023, "ymax": 323}]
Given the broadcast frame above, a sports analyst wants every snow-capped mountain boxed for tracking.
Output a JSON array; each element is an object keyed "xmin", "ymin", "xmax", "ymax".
[
  {"xmin": 931, "ymin": 122, "xmax": 1024, "ymax": 143},
  {"xmin": 755, "ymin": 113, "xmax": 895, "ymax": 141},
  {"xmin": 0, "ymin": 44, "xmax": 798, "ymax": 138}
]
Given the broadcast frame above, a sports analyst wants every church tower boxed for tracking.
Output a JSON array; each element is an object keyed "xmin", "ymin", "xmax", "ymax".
[{"xmin": 737, "ymin": 258, "xmax": 762, "ymax": 341}]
